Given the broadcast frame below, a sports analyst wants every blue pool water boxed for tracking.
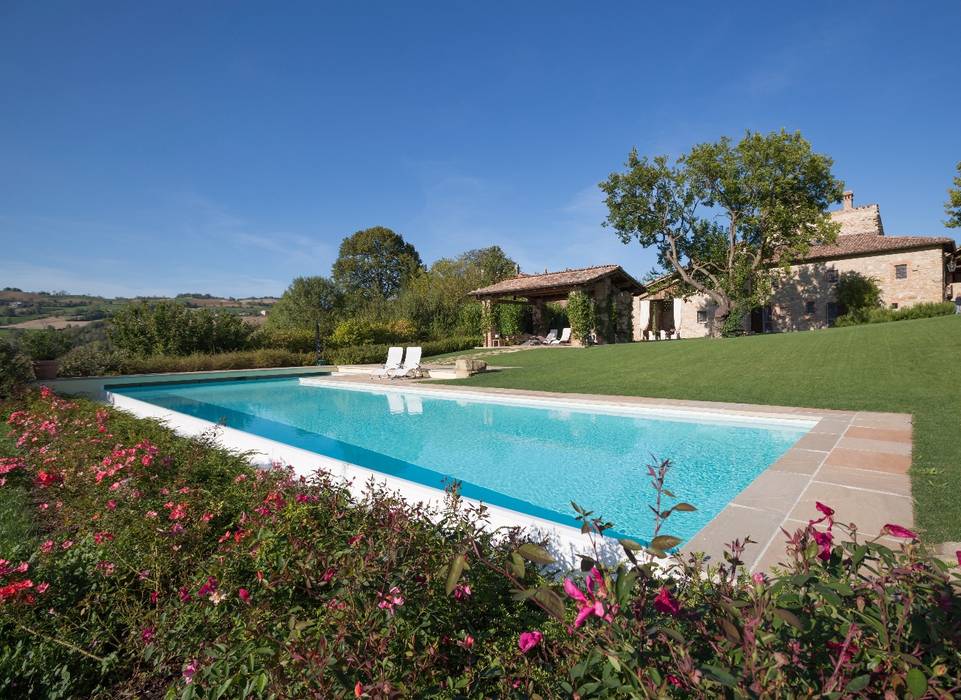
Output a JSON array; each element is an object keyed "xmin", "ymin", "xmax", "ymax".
[{"xmin": 112, "ymin": 378, "xmax": 809, "ymax": 543}]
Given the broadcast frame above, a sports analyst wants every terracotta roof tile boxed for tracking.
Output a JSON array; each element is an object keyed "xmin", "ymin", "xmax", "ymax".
[
  {"xmin": 800, "ymin": 234, "xmax": 954, "ymax": 262},
  {"xmin": 469, "ymin": 264, "xmax": 644, "ymax": 297}
]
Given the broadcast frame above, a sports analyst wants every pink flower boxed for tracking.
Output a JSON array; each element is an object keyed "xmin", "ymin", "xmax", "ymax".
[
  {"xmin": 145, "ymin": 510, "xmax": 158, "ymax": 519},
  {"xmin": 752, "ymin": 572, "xmax": 768, "ymax": 585},
  {"xmin": 200, "ymin": 512, "xmax": 213, "ymax": 522},
  {"xmin": 453, "ymin": 584, "xmax": 472, "ymax": 601},
  {"xmin": 956, "ymin": 550, "xmax": 961, "ymax": 566},
  {"xmin": 882, "ymin": 523, "xmax": 917, "ymax": 539},
  {"xmin": 815, "ymin": 502, "xmax": 835, "ymax": 518},
  {"xmin": 377, "ymin": 586, "xmax": 405, "ymax": 614},
  {"xmin": 169, "ymin": 523, "xmax": 185, "ymax": 534},
  {"xmin": 667, "ymin": 674, "xmax": 683, "ymax": 688},
  {"xmin": 38, "ymin": 503, "xmax": 49, "ymax": 511},
  {"xmin": 198, "ymin": 576, "xmax": 218, "ymax": 597},
  {"xmin": 354, "ymin": 681, "xmax": 363, "ymax": 697},
  {"xmin": 36, "ymin": 582, "xmax": 49, "ymax": 594},
  {"xmin": 178, "ymin": 586, "xmax": 192, "ymax": 602},
  {"xmin": 238, "ymin": 588, "xmax": 251, "ymax": 603},
  {"xmin": 518, "ymin": 630, "xmax": 542, "ymax": 653},
  {"xmin": 563, "ymin": 567, "xmax": 612, "ymax": 629},
  {"xmin": 653, "ymin": 586, "xmax": 681, "ymax": 616},
  {"xmin": 183, "ymin": 659, "xmax": 198, "ymax": 684},
  {"xmin": 141, "ymin": 627, "xmax": 155, "ymax": 643},
  {"xmin": 150, "ymin": 591, "xmax": 159, "ymax": 605},
  {"xmin": 811, "ymin": 528, "xmax": 833, "ymax": 561},
  {"xmin": 321, "ymin": 567, "xmax": 336, "ymax": 583},
  {"xmin": 40, "ymin": 540, "xmax": 54, "ymax": 554},
  {"xmin": 93, "ymin": 531, "xmax": 114, "ymax": 545},
  {"xmin": 60, "ymin": 539, "xmax": 74, "ymax": 550},
  {"xmin": 461, "ymin": 634, "xmax": 475, "ymax": 649},
  {"xmin": 106, "ymin": 500, "xmax": 117, "ymax": 510}
]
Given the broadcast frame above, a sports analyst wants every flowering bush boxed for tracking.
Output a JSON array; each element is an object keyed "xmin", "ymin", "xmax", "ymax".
[{"xmin": 1, "ymin": 389, "xmax": 960, "ymax": 697}]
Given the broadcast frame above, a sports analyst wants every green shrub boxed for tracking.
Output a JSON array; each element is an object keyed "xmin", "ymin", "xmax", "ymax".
[
  {"xmin": 249, "ymin": 327, "xmax": 317, "ymax": 353},
  {"xmin": 835, "ymin": 270, "xmax": 882, "ymax": 313},
  {"xmin": 494, "ymin": 303, "xmax": 527, "ymax": 340},
  {"xmin": 1, "ymin": 391, "xmax": 959, "ymax": 697},
  {"xmin": 566, "ymin": 290, "xmax": 596, "ymax": 342},
  {"xmin": 109, "ymin": 301, "xmax": 253, "ymax": 356},
  {"xmin": 58, "ymin": 342, "xmax": 131, "ymax": 377},
  {"xmin": 835, "ymin": 301, "xmax": 955, "ymax": 327},
  {"xmin": 0, "ymin": 338, "xmax": 34, "ymax": 397},
  {"xmin": 328, "ymin": 319, "xmax": 418, "ymax": 348},
  {"xmin": 19, "ymin": 328, "xmax": 72, "ymax": 361}
]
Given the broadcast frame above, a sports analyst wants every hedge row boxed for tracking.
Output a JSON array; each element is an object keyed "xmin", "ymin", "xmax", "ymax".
[{"xmin": 834, "ymin": 301, "xmax": 956, "ymax": 327}]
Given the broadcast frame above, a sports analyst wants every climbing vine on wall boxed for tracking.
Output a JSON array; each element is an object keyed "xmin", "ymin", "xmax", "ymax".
[{"xmin": 567, "ymin": 290, "xmax": 596, "ymax": 343}]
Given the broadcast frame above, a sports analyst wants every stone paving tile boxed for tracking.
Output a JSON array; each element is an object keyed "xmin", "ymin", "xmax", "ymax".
[
  {"xmin": 851, "ymin": 413, "xmax": 912, "ymax": 429},
  {"xmin": 845, "ymin": 426, "xmax": 912, "ymax": 443},
  {"xmin": 813, "ymin": 464, "xmax": 913, "ymax": 497},
  {"xmin": 733, "ymin": 471, "xmax": 811, "ymax": 513},
  {"xmin": 788, "ymin": 483, "xmax": 913, "ymax": 537},
  {"xmin": 682, "ymin": 505, "xmax": 784, "ymax": 568},
  {"xmin": 824, "ymin": 448, "xmax": 911, "ymax": 474},
  {"xmin": 793, "ymin": 432, "xmax": 841, "ymax": 451},
  {"xmin": 808, "ymin": 418, "xmax": 854, "ymax": 435},
  {"xmin": 837, "ymin": 436, "xmax": 912, "ymax": 456},
  {"xmin": 767, "ymin": 449, "xmax": 826, "ymax": 475}
]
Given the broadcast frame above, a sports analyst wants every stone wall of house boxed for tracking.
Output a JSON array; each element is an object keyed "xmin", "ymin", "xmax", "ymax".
[{"xmin": 768, "ymin": 246, "xmax": 946, "ymax": 330}]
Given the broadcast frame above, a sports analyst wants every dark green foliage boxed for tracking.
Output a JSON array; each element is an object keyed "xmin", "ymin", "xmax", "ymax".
[
  {"xmin": 566, "ymin": 291, "xmax": 596, "ymax": 342},
  {"xmin": 835, "ymin": 301, "xmax": 955, "ymax": 327},
  {"xmin": 57, "ymin": 342, "xmax": 130, "ymax": 377},
  {"xmin": 0, "ymin": 338, "xmax": 34, "ymax": 397},
  {"xmin": 19, "ymin": 328, "xmax": 72, "ymax": 360},
  {"xmin": 835, "ymin": 271, "xmax": 882, "ymax": 313},
  {"xmin": 601, "ymin": 130, "xmax": 844, "ymax": 335},
  {"xmin": 945, "ymin": 160, "xmax": 961, "ymax": 228},
  {"xmin": 57, "ymin": 347, "xmax": 314, "ymax": 377},
  {"xmin": 493, "ymin": 303, "xmax": 528, "ymax": 340},
  {"xmin": 328, "ymin": 318, "xmax": 417, "ymax": 348},
  {"xmin": 332, "ymin": 227, "xmax": 423, "ymax": 304},
  {"xmin": 266, "ymin": 276, "xmax": 342, "ymax": 334},
  {"xmin": 248, "ymin": 327, "xmax": 317, "ymax": 353},
  {"xmin": 109, "ymin": 301, "xmax": 252, "ymax": 356}
]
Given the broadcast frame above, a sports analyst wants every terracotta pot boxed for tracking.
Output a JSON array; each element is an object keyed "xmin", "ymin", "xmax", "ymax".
[{"xmin": 32, "ymin": 360, "xmax": 59, "ymax": 380}]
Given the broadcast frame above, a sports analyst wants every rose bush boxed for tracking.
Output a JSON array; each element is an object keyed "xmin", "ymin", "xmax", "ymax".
[{"xmin": 1, "ymin": 389, "xmax": 959, "ymax": 698}]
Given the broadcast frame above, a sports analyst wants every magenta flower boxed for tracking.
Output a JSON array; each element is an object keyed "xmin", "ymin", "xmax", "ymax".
[
  {"xmin": 882, "ymin": 523, "xmax": 918, "ymax": 539},
  {"xmin": 377, "ymin": 586, "xmax": 405, "ymax": 614},
  {"xmin": 453, "ymin": 584, "xmax": 472, "ymax": 601},
  {"xmin": 40, "ymin": 540, "xmax": 54, "ymax": 554},
  {"xmin": 811, "ymin": 528, "xmax": 834, "ymax": 561},
  {"xmin": 563, "ymin": 567, "xmax": 611, "ymax": 628},
  {"xmin": 238, "ymin": 588, "xmax": 251, "ymax": 604},
  {"xmin": 178, "ymin": 586, "xmax": 192, "ymax": 602},
  {"xmin": 956, "ymin": 550, "xmax": 961, "ymax": 566},
  {"xmin": 141, "ymin": 627, "xmax": 155, "ymax": 643},
  {"xmin": 815, "ymin": 502, "xmax": 835, "ymax": 518},
  {"xmin": 518, "ymin": 630, "xmax": 542, "ymax": 653},
  {"xmin": 182, "ymin": 659, "xmax": 199, "ymax": 684},
  {"xmin": 36, "ymin": 582, "xmax": 50, "ymax": 594},
  {"xmin": 198, "ymin": 576, "xmax": 218, "ymax": 597},
  {"xmin": 653, "ymin": 586, "xmax": 681, "ymax": 616}
]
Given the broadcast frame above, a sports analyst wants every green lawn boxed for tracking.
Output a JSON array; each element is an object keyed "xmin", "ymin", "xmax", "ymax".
[{"xmin": 445, "ymin": 315, "xmax": 961, "ymax": 542}]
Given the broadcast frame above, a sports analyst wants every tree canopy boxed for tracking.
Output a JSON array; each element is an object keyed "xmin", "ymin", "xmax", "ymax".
[
  {"xmin": 332, "ymin": 227, "xmax": 423, "ymax": 304},
  {"xmin": 601, "ymin": 130, "xmax": 844, "ymax": 335},
  {"xmin": 945, "ymin": 161, "xmax": 961, "ymax": 229},
  {"xmin": 267, "ymin": 276, "xmax": 342, "ymax": 334}
]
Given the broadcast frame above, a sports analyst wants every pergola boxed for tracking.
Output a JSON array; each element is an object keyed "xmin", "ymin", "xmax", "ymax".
[{"xmin": 469, "ymin": 264, "xmax": 646, "ymax": 347}]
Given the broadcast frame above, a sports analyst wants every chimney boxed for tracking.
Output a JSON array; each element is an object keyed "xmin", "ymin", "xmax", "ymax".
[{"xmin": 842, "ymin": 191, "xmax": 854, "ymax": 210}]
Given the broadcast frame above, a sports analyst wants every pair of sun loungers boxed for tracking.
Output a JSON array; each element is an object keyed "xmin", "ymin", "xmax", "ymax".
[
  {"xmin": 371, "ymin": 346, "xmax": 423, "ymax": 379},
  {"xmin": 541, "ymin": 328, "xmax": 571, "ymax": 344}
]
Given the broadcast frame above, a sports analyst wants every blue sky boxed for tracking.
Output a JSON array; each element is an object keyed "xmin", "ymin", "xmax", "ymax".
[{"xmin": 1, "ymin": 1, "xmax": 959, "ymax": 297}]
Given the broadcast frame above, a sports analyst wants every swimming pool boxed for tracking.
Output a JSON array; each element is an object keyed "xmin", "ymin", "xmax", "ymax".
[{"xmin": 110, "ymin": 377, "xmax": 811, "ymax": 543}]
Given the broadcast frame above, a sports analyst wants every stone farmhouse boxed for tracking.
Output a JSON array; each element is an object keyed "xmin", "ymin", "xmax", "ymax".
[{"xmin": 634, "ymin": 191, "xmax": 961, "ymax": 338}]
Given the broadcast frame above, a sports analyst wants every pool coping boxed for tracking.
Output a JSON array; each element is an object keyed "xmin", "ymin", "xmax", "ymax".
[{"xmin": 106, "ymin": 375, "xmax": 914, "ymax": 572}]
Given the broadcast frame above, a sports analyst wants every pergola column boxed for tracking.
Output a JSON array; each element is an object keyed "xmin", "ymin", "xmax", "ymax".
[{"xmin": 482, "ymin": 299, "xmax": 494, "ymax": 347}]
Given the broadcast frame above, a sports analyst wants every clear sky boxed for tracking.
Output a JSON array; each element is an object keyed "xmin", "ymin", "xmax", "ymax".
[{"xmin": 1, "ymin": 1, "xmax": 959, "ymax": 297}]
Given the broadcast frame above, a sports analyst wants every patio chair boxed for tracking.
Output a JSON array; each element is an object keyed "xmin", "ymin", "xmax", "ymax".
[
  {"xmin": 550, "ymin": 328, "xmax": 571, "ymax": 345},
  {"xmin": 659, "ymin": 329, "xmax": 669, "ymax": 340},
  {"xmin": 371, "ymin": 346, "xmax": 404, "ymax": 378},
  {"xmin": 543, "ymin": 329, "xmax": 558, "ymax": 343},
  {"xmin": 388, "ymin": 346, "xmax": 423, "ymax": 379}
]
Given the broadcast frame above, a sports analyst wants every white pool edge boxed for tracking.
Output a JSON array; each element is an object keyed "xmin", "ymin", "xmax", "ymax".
[
  {"xmin": 106, "ymin": 391, "xmax": 628, "ymax": 568},
  {"xmin": 299, "ymin": 377, "xmax": 819, "ymax": 430}
]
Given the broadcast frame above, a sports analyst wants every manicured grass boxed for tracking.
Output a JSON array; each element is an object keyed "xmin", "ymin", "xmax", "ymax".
[{"xmin": 445, "ymin": 315, "xmax": 961, "ymax": 542}]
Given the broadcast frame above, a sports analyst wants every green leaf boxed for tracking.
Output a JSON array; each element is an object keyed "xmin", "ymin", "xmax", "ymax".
[
  {"xmin": 509, "ymin": 551, "xmax": 526, "ymax": 578},
  {"xmin": 618, "ymin": 538, "xmax": 643, "ymax": 551},
  {"xmin": 844, "ymin": 674, "xmax": 871, "ymax": 692},
  {"xmin": 655, "ymin": 626, "xmax": 686, "ymax": 644},
  {"xmin": 650, "ymin": 535, "xmax": 682, "ymax": 552},
  {"xmin": 906, "ymin": 668, "xmax": 927, "ymax": 697},
  {"xmin": 534, "ymin": 587, "xmax": 567, "ymax": 621},
  {"xmin": 579, "ymin": 555, "xmax": 596, "ymax": 572},
  {"xmin": 700, "ymin": 664, "xmax": 738, "ymax": 687},
  {"xmin": 772, "ymin": 608, "xmax": 804, "ymax": 631},
  {"xmin": 672, "ymin": 502, "xmax": 697, "ymax": 512},
  {"xmin": 516, "ymin": 543, "xmax": 555, "ymax": 565},
  {"xmin": 720, "ymin": 619, "xmax": 741, "ymax": 643},
  {"xmin": 445, "ymin": 553, "xmax": 465, "ymax": 595}
]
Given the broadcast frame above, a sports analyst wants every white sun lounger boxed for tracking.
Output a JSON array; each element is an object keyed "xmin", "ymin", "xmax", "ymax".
[
  {"xmin": 543, "ymin": 329, "xmax": 558, "ymax": 343},
  {"xmin": 388, "ymin": 346, "xmax": 422, "ymax": 379},
  {"xmin": 550, "ymin": 328, "xmax": 571, "ymax": 345},
  {"xmin": 372, "ymin": 346, "xmax": 404, "ymax": 378}
]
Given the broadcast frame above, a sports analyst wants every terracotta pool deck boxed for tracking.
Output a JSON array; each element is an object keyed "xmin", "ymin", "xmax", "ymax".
[{"xmin": 326, "ymin": 374, "xmax": 914, "ymax": 572}]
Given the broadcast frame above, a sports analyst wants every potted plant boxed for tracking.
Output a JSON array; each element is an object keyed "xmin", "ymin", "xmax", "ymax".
[{"xmin": 20, "ymin": 329, "xmax": 71, "ymax": 380}]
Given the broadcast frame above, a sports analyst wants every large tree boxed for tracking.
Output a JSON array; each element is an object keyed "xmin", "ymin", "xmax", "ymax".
[
  {"xmin": 332, "ymin": 226, "xmax": 423, "ymax": 303},
  {"xmin": 267, "ymin": 276, "xmax": 342, "ymax": 334},
  {"xmin": 601, "ymin": 130, "xmax": 844, "ymax": 335},
  {"xmin": 945, "ymin": 161, "xmax": 961, "ymax": 228}
]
